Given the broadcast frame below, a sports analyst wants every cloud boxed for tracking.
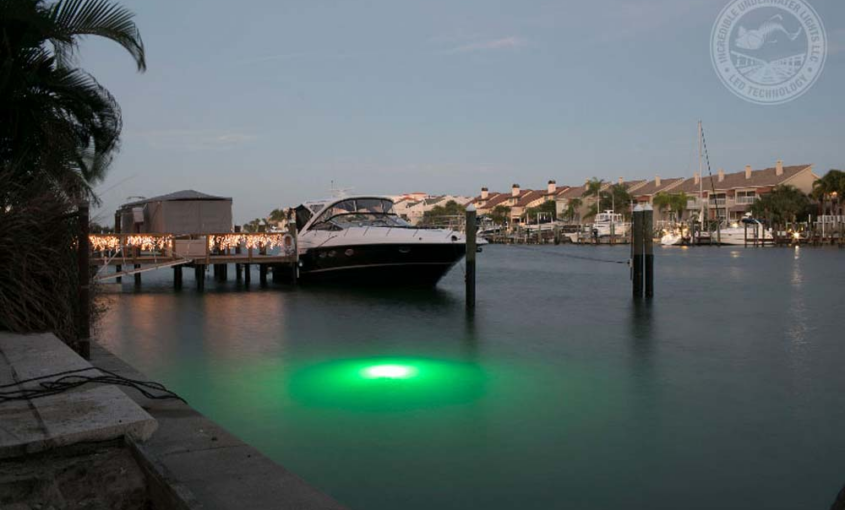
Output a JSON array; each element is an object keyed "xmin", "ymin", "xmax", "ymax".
[
  {"xmin": 444, "ymin": 36, "xmax": 526, "ymax": 54},
  {"xmin": 127, "ymin": 129, "xmax": 256, "ymax": 151}
]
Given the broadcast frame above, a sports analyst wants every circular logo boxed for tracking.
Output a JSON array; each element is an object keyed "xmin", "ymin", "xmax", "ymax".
[{"xmin": 711, "ymin": 0, "xmax": 827, "ymax": 105}]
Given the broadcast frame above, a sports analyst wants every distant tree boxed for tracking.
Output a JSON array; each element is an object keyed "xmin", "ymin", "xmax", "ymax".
[
  {"xmin": 525, "ymin": 200, "xmax": 556, "ymax": 222},
  {"xmin": 243, "ymin": 218, "xmax": 266, "ymax": 232},
  {"xmin": 582, "ymin": 178, "xmax": 604, "ymax": 220},
  {"xmin": 750, "ymin": 185, "xmax": 812, "ymax": 224},
  {"xmin": 562, "ymin": 198, "xmax": 582, "ymax": 223},
  {"xmin": 811, "ymin": 170, "xmax": 845, "ymax": 216},
  {"xmin": 420, "ymin": 200, "xmax": 464, "ymax": 226},
  {"xmin": 268, "ymin": 208, "xmax": 287, "ymax": 224},
  {"xmin": 489, "ymin": 205, "xmax": 511, "ymax": 226},
  {"xmin": 652, "ymin": 191, "xmax": 689, "ymax": 222},
  {"xmin": 600, "ymin": 183, "xmax": 633, "ymax": 218}
]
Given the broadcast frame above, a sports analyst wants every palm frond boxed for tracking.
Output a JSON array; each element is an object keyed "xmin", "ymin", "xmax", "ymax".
[{"xmin": 49, "ymin": 0, "xmax": 145, "ymax": 71}]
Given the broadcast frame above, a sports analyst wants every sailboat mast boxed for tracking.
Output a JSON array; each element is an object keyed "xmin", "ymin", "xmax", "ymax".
[{"xmin": 698, "ymin": 120, "xmax": 703, "ymax": 217}]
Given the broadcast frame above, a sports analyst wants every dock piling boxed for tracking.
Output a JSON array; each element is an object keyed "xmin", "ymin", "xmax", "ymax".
[
  {"xmin": 644, "ymin": 204, "xmax": 654, "ymax": 299},
  {"xmin": 195, "ymin": 265, "xmax": 205, "ymax": 291},
  {"xmin": 173, "ymin": 265, "xmax": 183, "ymax": 290},
  {"xmin": 114, "ymin": 211, "xmax": 122, "ymax": 283},
  {"xmin": 465, "ymin": 205, "xmax": 477, "ymax": 311},
  {"xmin": 632, "ymin": 205, "xmax": 644, "ymax": 298},
  {"xmin": 288, "ymin": 210, "xmax": 299, "ymax": 284}
]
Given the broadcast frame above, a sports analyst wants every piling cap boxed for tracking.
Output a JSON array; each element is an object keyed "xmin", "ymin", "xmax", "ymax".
[
  {"xmin": 643, "ymin": 203, "xmax": 653, "ymax": 211},
  {"xmin": 466, "ymin": 204, "xmax": 476, "ymax": 212},
  {"xmin": 634, "ymin": 204, "xmax": 643, "ymax": 212}
]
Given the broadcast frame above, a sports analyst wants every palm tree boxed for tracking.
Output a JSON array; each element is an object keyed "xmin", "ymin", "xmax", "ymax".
[
  {"xmin": 563, "ymin": 198, "xmax": 582, "ymax": 224},
  {"xmin": 582, "ymin": 178, "xmax": 603, "ymax": 220},
  {"xmin": 600, "ymin": 183, "xmax": 633, "ymax": 219},
  {"xmin": 1, "ymin": 0, "xmax": 145, "ymax": 206},
  {"xmin": 812, "ymin": 170, "xmax": 845, "ymax": 217},
  {"xmin": 489, "ymin": 205, "xmax": 511, "ymax": 226},
  {"xmin": 653, "ymin": 192, "xmax": 689, "ymax": 222},
  {"xmin": 268, "ymin": 208, "xmax": 287, "ymax": 224},
  {"xmin": 751, "ymin": 185, "xmax": 811, "ymax": 225}
]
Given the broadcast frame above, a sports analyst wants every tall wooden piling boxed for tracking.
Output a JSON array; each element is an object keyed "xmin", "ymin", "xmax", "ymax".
[
  {"xmin": 643, "ymin": 204, "xmax": 654, "ymax": 299},
  {"xmin": 234, "ymin": 225, "xmax": 243, "ymax": 281},
  {"xmin": 195, "ymin": 265, "xmax": 205, "ymax": 291},
  {"xmin": 465, "ymin": 204, "xmax": 477, "ymax": 311},
  {"xmin": 632, "ymin": 205, "xmax": 644, "ymax": 298},
  {"xmin": 173, "ymin": 265, "xmax": 183, "ymax": 290},
  {"xmin": 134, "ymin": 264, "xmax": 141, "ymax": 286},
  {"xmin": 259, "ymin": 264, "xmax": 267, "ymax": 286},
  {"xmin": 288, "ymin": 210, "xmax": 299, "ymax": 285},
  {"xmin": 114, "ymin": 211, "xmax": 122, "ymax": 283},
  {"xmin": 77, "ymin": 202, "xmax": 90, "ymax": 359}
]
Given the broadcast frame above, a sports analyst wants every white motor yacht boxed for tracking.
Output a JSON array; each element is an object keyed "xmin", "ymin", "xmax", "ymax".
[
  {"xmin": 293, "ymin": 196, "xmax": 479, "ymax": 285},
  {"xmin": 592, "ymin": 210, "xmax": 629, "ymax": 238},
  {"xmin": 714, "ymin": 215, "xmax": 773, "ymax": 245}
]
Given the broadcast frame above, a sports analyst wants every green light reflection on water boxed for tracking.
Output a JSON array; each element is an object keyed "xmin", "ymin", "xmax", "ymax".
[{"xmin": 286, "ymin": 357, "xmax": 486, "ymax": 412}]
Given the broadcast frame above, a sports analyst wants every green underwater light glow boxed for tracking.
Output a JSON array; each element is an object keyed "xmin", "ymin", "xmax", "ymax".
[
  {"xmin": 361, "ymin": 364, "xmax": 418, "ymax": 379},
  {"xmin": 287, "ymin": 357, "xmax": 486, "ymax": 411}
]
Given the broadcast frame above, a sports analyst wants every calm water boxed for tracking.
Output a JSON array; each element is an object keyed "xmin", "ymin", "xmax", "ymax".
[{"xmin": 98, "ymin": 245, "xmax": 845, "ymax": 510}]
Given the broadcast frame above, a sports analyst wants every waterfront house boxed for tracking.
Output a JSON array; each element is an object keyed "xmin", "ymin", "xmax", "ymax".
[
  {"xmin": 631, "ymin": 176, "xmax": 686, "ymax": 222},
  {"xmin": 395, "ymin": 194, "xmax": 473, "ymax": 225},
  {"xmin": 555, "ymin": 178, "xmax": 645, "ymax": 223},
  {"xmin": 116, "ymin": 190, "xmax": 233, "ymax": 234},
  {"xmin": 670, "ymin": 161, "xmax": 818, "ymax": 221}
]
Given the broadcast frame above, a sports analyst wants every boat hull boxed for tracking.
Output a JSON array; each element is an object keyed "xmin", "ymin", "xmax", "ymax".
[{"xmin": 298, "ymin": 243, "xmax": 467, "ymax": 286}]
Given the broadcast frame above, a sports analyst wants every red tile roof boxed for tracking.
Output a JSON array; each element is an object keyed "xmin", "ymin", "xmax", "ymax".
[
  {"xmin": 515, "ymin": 190, "xmax": 546, "ymax": 208},
  {"xmin": 673, "ymin": 165, "xmax": 812, "ymax": 194},
  {"xmin": 632, "ymin": 178, "xmax": 685, "ymax": 197}
]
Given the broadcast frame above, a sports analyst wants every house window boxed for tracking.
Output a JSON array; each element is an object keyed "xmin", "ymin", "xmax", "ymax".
[
  {"xmin": 736, "ymin": 191, "xmax": 757, "ymax": 204},
  {"xmin": 708, "ymin": 193, "xmax": 726, "ymax": 207}
]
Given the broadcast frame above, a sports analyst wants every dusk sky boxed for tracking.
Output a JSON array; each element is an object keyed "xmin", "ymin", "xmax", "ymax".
[{"xmin": 83, "ymin": 0, "xmax": 845, "ymax": 224}]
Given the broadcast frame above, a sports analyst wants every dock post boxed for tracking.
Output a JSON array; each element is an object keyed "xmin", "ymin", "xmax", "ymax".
[
  {"xmin": 259, "ymin": 264, "xmax": 267, "ymax": 286},
  {"xmin": 134, "ymin": 264, "xmax": 141, "ymax": 286},
  {"xmin": 465, "ymin": 204, "xmax": 477, "ymax": 311},
  {"xmin": 554, "ymin": 224, "xmax": 561, "ymax": 245},
  {"xmin": 77, "ymin": 201, "xmax": 91, "ymax": 359},
  {"xmin": 272, "ymin": 264, "xmax": 283, "ymax": 283},
  {"xmin": 644, "ymin": 204, "xmax": 654, "ymax": 299},
  {"xmin": 114, "ymin": 212, "xmax": 122, "ymax": 283},
  {"xmin": 287, "ymin": 210, "xmax": 299, "ymax": 285},
  {"xmin": 632, "ymin": 204, "xmax": 644, "ymax": 298},
  {"xmin": 244, "ymin": 264, "xmax": 251, "ymax": 285},
  {"xmin": 174, "ymin": 265, "xmax": 183, "ymax": 290},
  {"xmin": 195, "ymin": 265, "xmax": 205, "ymax": 291}
]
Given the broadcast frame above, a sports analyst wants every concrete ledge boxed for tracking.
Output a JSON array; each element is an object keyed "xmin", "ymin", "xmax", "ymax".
[
  {"xmin": 0, "ymin": 333, "xmax": 157, "ymax": 459},
  {"xmin": 90, "ymin": 342, "xmax": 348, "ymax": 510}
]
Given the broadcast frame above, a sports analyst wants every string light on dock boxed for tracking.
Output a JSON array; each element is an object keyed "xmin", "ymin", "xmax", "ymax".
[
  {"xmin": 89, "ymin": 234, "xmax": 173, "ymax": 252},
  {"xmin": 211, "ymin": 233, "xmax": 287, "ymax": 251}
]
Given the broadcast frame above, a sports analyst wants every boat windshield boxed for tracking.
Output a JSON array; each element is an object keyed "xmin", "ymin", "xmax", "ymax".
[
  {"xmin": 595, "ymin": 212, "xmax": 623, "ymax": 222},
  {"xmin": 309, "ymin": 198, "xmax": 410, "ymax": 230}
]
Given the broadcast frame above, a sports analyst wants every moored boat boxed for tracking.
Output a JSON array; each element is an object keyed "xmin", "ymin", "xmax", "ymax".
[{"xmin": 293, "ymin": 196, "xmax": 478, "ymax": 285}]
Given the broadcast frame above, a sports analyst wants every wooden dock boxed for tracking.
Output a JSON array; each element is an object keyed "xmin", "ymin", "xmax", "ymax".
[{"xmin": 89, "ymin": 232, "xmax": 298, "ymax": 289}]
